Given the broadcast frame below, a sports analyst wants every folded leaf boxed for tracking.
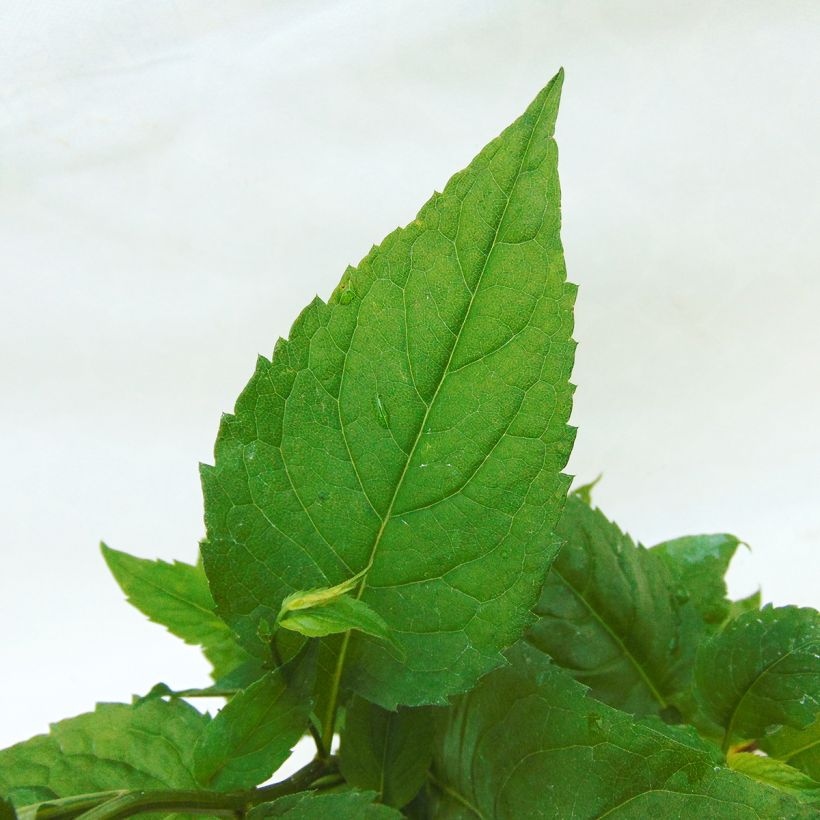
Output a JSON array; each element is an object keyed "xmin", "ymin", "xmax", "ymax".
[
  {"xmin": 652, "ymin": 532, "xmax": 743, "ymax": 627},
  {"xmin": 430, "ymin": 643, "xmax": 812, "ymax": 818},
  {"xmin": 728, "ymin": 752, "xmax": 820, "ymax": 804},
  {"xmin": 694, "ymin": 605, "xmax": 820, "ymax": 749},
  {"xmin": 247, "ymin": 790, "xmax": 401, "ymax": 819},
  {"xmin": 193, "ymin": 651, "xmax": 315, "ymax": 791},
  {"xmin": 201, "ymin": 70, "xmax": 576, "ymax": 708},
  {"xmin": 101, "ymin": 543, "xmax": 250, "ymax": 680},
  {"xmin": 339, "ymin": 696, "xmax": 435, "ymax": 808},
  {"xmin": 528, "ymin": 496, "xmax": 697, "ymax": 716},
  {"xmin": 279, "ymin": 595, "xmax": 398, "ymax": 653},
  {"xmin": 0, "ymin": 699, "xmax": 207, "ymax": 798},
  {"xmin": 761, "ymin": 718, "xmax": 820, "ymax": 781}
]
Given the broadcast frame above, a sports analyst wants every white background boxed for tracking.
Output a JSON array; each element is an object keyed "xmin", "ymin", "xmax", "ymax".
[{"xmin": 1, "ymin": 0, "xmax": 818, "ymax": 756}]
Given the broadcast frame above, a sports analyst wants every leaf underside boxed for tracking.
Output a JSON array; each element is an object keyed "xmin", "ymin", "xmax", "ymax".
[{"xmin": 201, "ymin": 70, "xmax": 576, "ymax": 708}]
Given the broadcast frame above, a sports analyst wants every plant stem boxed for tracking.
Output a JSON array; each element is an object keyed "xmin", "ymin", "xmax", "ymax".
[{"xmin": 32, "ymin": 758, "xmax": 335, "ymax": 820}]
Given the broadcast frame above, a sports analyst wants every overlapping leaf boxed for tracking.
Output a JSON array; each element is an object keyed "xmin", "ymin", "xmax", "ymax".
[
  {"xmin": 339, "ymin": 696, "xmax": 435, "ymax": 808},
  {"xmin": 694, "ymin": 605, "xmax": 820, "ymax": 749},
  {"xmin": 527, "ymin": 496, "xmax": 696, "ymax": 716},
  {"xmin": 429, "ymin": 643, "xmax": 812, "ymax": 818},
  {"xmin": 728, "ymin": 752, "xmax": 820, "ymax": 805},
  {"xmin": 651, "ymin": 532, "xmax": 743, "ymax": 628},
  {"xmin": 0, "ymin": 699, "xmax": 208, "ymax": 799},
  {"xmin": 193, "ymin": 652, "xmax": 315, "ymax": 791},
  {"xmin": 201, "ymin": 71, "xmax": 576, "ymax": 708},
  {"xmin": 102, "ymin": 544, "xmax": 249, "ymax": 679},
  {"xmin": 761, "ymin": 718, "xmax": 820, "ymax": 781}
]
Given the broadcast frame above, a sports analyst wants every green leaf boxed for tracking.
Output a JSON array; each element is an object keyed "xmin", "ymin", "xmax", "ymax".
[
  {"xmin": 193, "ymin": 652, "xmax": 315, "ymax": 790},
  {"xmin": 0, "ymin": 797, "xmax": 15, "ymax": 820},
  {"xmin": 201, "ymin": 70, "xmax": 576, "ymax": 709},
  {"xmin": 728, "ymin": 752, "xmax": 820, "ymax": 804},
  {"xmin": 279, "ymin": 596, "xmax": 398, "ymax": 652},
  {"xmin": 729, "ymin": 589, "xmax": 763, "ymax": 620},
  {"xmin": 0, "ymin": 699, "xmax": 208, "ymax": 797},
  {"xmin": 247, "ymin": 790, "xmax": 401, "ymax": 819},
  {"xmin": 429, "ymin": 643, "xmax": 813, "ymax": 818},
  {"xmin": 652, "ymin": 532, "xmax": 743, "ymax": 627},
  {"xmin": 570, "ymin": 473, "xmax": 601, "ymax": 505},
  {"xmin": 761, "ymin": 718, "xmax": 820, "ymax": 781},
  {"xmin": 101, "ymin": 543, "xmax": 250, "ymax": 680},
  {"xmin": 527, "ymin": 496, "xmax": 696, "ymax": 716},
  {"xmin": 695, "ymin": 605, "xmax": 820, "ymax": 749},
  {"xmin": 339, "ymin": 696, "xmax": 435, "ymax": 808}
]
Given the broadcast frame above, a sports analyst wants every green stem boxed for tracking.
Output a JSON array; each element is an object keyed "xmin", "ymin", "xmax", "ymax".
[{"xmin": 32, "ymin": 759, "xmax": 334, "ymax": 820}]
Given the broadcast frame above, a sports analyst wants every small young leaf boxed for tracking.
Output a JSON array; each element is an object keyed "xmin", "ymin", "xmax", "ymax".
[
  {"xmin": 201, "ymin": 69, "xmax": 576, "ymax": 709},
  {"xmin": 247, "ymin": 790, "xmax": 401, "ymax": 819},
  {"xmin": 652, "ymin": 532, "xmax": 743, "ymax": 627},
  {"xmin": 193, "ymin": 651, "xmax": 315, "ymax": 791},
  {"xmin": 761, "ymin": 718, "xmax": 820, "ymax": 781},
  {"xmin": 728, "ymin": 752, "xmax": 820, "ymax": 804},
  {"xmin": 339, "ymin": 696, "xmax": 435, "ymax": 808},
  {"xmin": 430, "ymin": 643, "xmax": 813, "ymax": 818},
  {"xmin": 694, "ymin": 605, "xmax": 820, "ymax": 749},
  {"xmin": 279, "ymin": 595, "xmax": 400, "ymax": 657},
  {"xmin": 101, "ymin": 543, "xmax": 250, "ymax": 680},
  {"xmin": 527, "ymin": 496, "xmax": 697, "ymax": 716},
  {"xmin": 0, "ymin": 699, "xmax": 208, "ymax": 797}
]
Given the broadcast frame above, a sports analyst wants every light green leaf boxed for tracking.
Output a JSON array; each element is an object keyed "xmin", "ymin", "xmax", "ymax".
[
  {"xmin": 279, "ymin": 596, "xmax": 398, "ymax": 653},
  {"xmin": 761, "ymin": 718, "xmax": 820, "ymax": 781},
  {"xmin": 429, "ymin": 643, "xmax": 812, "ymax": 819},
  {"xmin": 201, "ymin": 70, "xmax": 576, "ymax": 708},
  {"xmin": 193, "ymin": 652, "xmax": 315, "ymax": 791},
  {"xmin": 101, "ymin": 543, "xmax": 250, "ymax": 680},
  {"xmin": 694, "ymin": 605, "xmax": 820, "ymax": 749},
  {"xmin": 247, "ymin": 790, "xmax": 401, "ymax": 819},
  {"xmin": 339, "ymin": 696, "xmax": 435, "ymax": 808},
  {"xmin": 0, "ymin": 700, "xmax": 207, "ymax": 797},
  {"xmin": 728, "ymin": 752, "xmax": 820, "ymax": 804},
  {"xmin": 652, "ymin": 532, "xmax": 743, "ymax": 627},
  {"xmin": 527, "ymin": 496, "xmax": 697, "ymax": 716}
]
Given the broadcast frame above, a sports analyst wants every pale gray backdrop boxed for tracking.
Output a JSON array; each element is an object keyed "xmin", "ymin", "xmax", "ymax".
[{"xmin": 1, "ymin": 0, "xmax": 818, "ymax": 756}]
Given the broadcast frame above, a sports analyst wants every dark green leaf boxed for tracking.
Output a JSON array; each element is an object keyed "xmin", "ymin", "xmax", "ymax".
[
  {"xmin": 728, "ymin": 752, "xmax": 820, "ymax": 804},
  {"xmin": 430, "ymin": 643, "xmax": 812, "ymax": 818},
  {"xmin": 0, "ymin": 797, "xmax": 15, "ymax": 820},
  {"xmin": 201, "ymin": 70, "xmax": 576, "ymax": 709},
  {"xmin": 101, "ymin": 543, "xmax": 250, "ymax": 680},
  {"xmin": 0, "ymin": 700, "xmax": 207, "ymax": 797},
  {"xmin": 247, "ymin": 790, "xmax": 400, "ymax": 819},
  {"xmin": 339, "ymin": 696, "xmax": 435, "ymax": 808},
  {"xmin": 193, "ymin": 652, "xmax": 315, "ymax": 790},
  {"xmin": 695, "ymin": 605, "xmax": 820, "ymax": 749},
  {"xmin": 528, "ymin": 496, "xmax": 696, "ymax": 716},
  {"xmin": 652, "ymin": 532, "xmax": 743, "ymax": 627},
  {"xmin": 761, "ymin": 718, "xmax": 820, "ymax": 781}
]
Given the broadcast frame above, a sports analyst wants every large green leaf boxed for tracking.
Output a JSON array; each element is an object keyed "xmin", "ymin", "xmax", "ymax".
[
  {"xmin": 101, "ymin": 543, "xmax": 250, "ymax": 680},
  {"xmin": 761, "ymin": 718, "xmax": 820, "ymax": 781},
  {"xmin": 201, "ymin": 70, "xmax": 576, "ymax": 708},
  {"xmin": 248, "ymin": 790, "xmax": 400, "ymax": 819},
  {"xmin": 694, "ymin": 605, "xmax": 820, "ymax": 749},
  {"xmin": 429, "ymin": 644, "xmax": 812, "ymax": 819},
  {"xmin": 651, "ymin": 532, "xmax": 743, "ymax": 628},
  {"xmin": 527, "ymin": 496, "xmax": 696, "ymax": 716},
  {"xmin": 339, "ymin": 696, "xmax": 435, "ymax": 808},
  {"xmin": 0, "ymin": 700, "xmax": 207, "ymax": 798},
  {"xmin": 193, "ymin": 651, "xmax": 315, "ymax": 791}
]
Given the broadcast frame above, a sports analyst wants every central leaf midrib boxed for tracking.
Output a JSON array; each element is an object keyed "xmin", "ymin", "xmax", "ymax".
[{"xmin": 352, "ymin": 87, "xmax": 553, "ymax": 599}]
